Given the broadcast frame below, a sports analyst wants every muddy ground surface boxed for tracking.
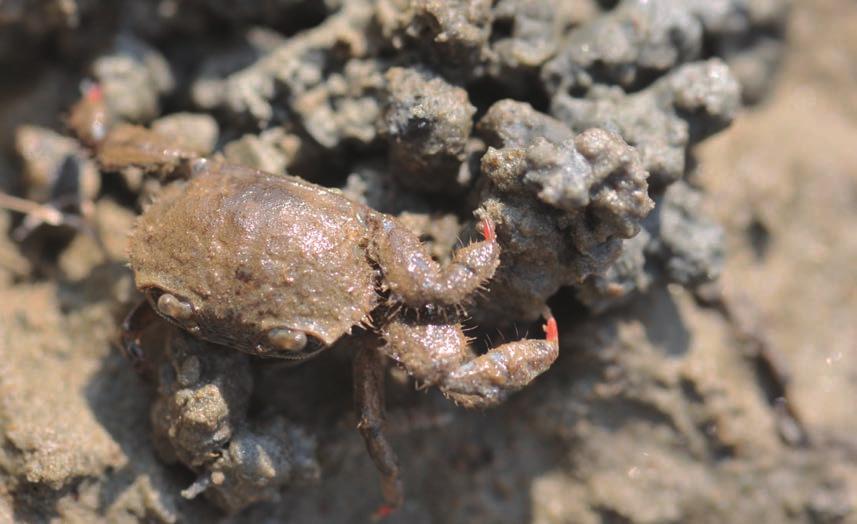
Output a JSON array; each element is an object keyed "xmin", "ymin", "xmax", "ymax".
[{"xmin": 0, "ymin": 0, "xmax": 856, "ymax": 523}]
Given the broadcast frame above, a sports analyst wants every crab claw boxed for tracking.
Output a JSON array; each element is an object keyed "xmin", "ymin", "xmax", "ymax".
[
  {"xmin": 372, "ymin": 504, "xmax": 396, "ymax": 521},
  {"xmin": 83, "ymin": 81, "xmax": 103, "ymax": 103},
  {"xmin": 543, "ymin": 316, "xmax": 558, "ymax": 343},
  {"xmin": 481, "ymin": 218, "xmax": 496, "ymax": 241}
]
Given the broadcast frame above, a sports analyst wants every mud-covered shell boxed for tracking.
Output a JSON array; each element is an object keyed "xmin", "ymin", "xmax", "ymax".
[{"xmin": 128, "ymin": 163, "xmax": 378, "ymax": 353}]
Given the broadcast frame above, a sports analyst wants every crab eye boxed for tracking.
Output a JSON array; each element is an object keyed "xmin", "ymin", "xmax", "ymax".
[
  {"xmin": 268, "ymin": 327, "xmax": 308, "ymax": 353},
  {"xmin": 156, "ymin": 293, "xmax": 194, "ymax": 321}
]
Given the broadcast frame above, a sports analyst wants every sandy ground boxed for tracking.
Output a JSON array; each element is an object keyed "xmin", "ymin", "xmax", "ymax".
[{"xmin": 698, "ymin": 0, "xmax": 857, "ymax": 446}]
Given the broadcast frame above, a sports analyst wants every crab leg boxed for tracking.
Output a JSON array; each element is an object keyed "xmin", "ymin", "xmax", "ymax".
[
  {"xmin": 368, "ymin": 216, "xmax": 499, "ymax": 308},
  {"xmin": 353, "ymin": 343, "xmax": 404, "ymax": 510},
  {"xmin": 69, "ymin": 82, "xmax": 201, "ymax": 180},
  {"xmin": 121, "ymin": 299, "xmax": 160, "ymax": 371},
  {"xmin": 379, "ymin": 314, "xmax": 559, "ymax": 408}
]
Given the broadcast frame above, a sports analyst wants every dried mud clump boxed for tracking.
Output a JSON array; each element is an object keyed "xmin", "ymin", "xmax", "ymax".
[
  {"xmin": 376, "ymin": 0, "xmax": 494, "ymax": 76},
  {"xmin": 475, "ymin": 100, "xmax": 653, "ymax": 321},
  {"xmin": 578, "ymin": 180, "xmax": 725, "ymax": 312},
  {"xmin": 551, "ymin": 59, "xmax": 742, "ymax": 186},
  {"xmin": 190, "ymin": 1, "xmax": 375, "ymax": 127},
  {"xmin": 292, "ymin": 58, "xmax": 386, "ymax": 151},
  {"xmin": 15, "ymin": 126, "xmax": 100, "ymax": 206},
  {"xmin": 377, "ymin": 0, "xmax": 601, "ymax": 89},
  {"xmin": 151, "ymin": 330, "xmax": 319, "ymax": 512},
  {"xmin": 542, "ymin": 0, "xmax": 791, "ymax": 102},
  {"xmin": 541, "ymin": 0, "xmax": 705, "ymax": 95},
  {"xmin": 382, "ymin": 67, "xmax": 476, "ymax": 193},
  {"xmin": 92, "ymin": 35, "xmax": 175, "ymax": 123}
]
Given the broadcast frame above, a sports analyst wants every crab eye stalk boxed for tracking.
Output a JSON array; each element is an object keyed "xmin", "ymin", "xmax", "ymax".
[
  {"xmin": 268, "ymin": 327, "xmax": 308, "ymax": 352},
  {"xmin": 156, "ymin": 293, "xmax": 194, "ymax": 321}
]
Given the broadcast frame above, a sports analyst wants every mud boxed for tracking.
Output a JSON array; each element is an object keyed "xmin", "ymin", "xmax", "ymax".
[{"xmin": 1, "ymin": 0, "xmax": 856, "ymax": 522}]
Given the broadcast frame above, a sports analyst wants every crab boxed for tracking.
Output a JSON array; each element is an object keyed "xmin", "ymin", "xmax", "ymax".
[{"xmin": 74, "ymin": 87, "xmax": 560, "ymax": 510}]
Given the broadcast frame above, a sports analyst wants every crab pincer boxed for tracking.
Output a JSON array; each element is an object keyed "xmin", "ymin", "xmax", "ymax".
[{"xmin": 481, "ymin": 217, "xmax": 496, "ymax": 241}]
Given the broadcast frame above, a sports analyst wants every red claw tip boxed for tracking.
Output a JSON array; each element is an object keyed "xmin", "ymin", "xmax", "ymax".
[
  {"xmin": 86, "ymin": 83, "xmax": 103, "ymax": 103},
  {"xmin": 373, "ymin": 505, "xmax": 396, "ymax": 520},
  {"xmin": 481, "ymin": 218, "xmax": 496, "ymax": 241},
  {"xmin": 544, "ymin": 316, "xmax": 558, "ymax": 343}
]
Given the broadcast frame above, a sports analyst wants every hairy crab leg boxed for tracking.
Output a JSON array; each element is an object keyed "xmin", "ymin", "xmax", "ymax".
[
  {"xmin": 380, "ymin": 311, "xmax": 559, "ymax": 409},
  {"xmin": 353, "ymin": 343, "xmax": 404, "ymax": 512},
  {"xmin": 121, "ymin": 299, "xmax": 160, "ymax": 373},
  {"xmin": 368, "ymin": 217, "xmax": 500, "ymax": 308}
]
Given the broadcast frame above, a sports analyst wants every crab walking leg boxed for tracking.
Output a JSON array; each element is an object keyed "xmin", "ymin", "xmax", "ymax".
[
  {"xmin": 95, "ymin": 124, "xmax": 201, "ymax": 178},
  {"xmin": 121, "ymin": 299, "xmax": 160, "ymax": 370},
  {"xmin": 69, "ymin": 83, "xmax": 201, "ymax": 179},
  {"xmin": 368, "ymin": 216, "xmax": 500, "ymax": 308},
  {"xmin": 353, "ymin": 344, "xmax": 404, "ymax": 510},
  {"xmin": 380, "ymin": 316, "xmax": 559, "ymax": 409}
]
